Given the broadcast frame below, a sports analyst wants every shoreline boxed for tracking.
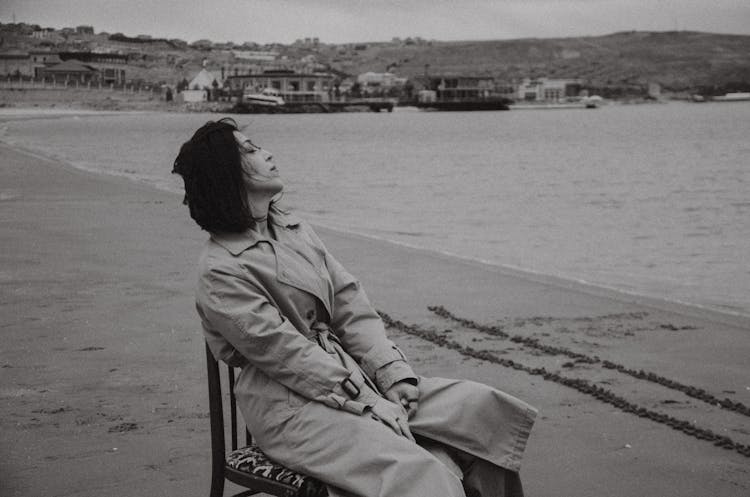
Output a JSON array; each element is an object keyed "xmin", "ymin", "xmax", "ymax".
[
  {"xmin": 0, "ymin": 107, "xmax": 154, "ymax": 123},
  {"xmin": 1, "ymin": 142, "xmax": 749, "ymax": 496},
  {"xmin": 1, "ymin": 125, "xmax": 746, "ymax": 331},
  {"xmin": 311, "ymin": 221, "xmax": 750, "ymax": 331}
]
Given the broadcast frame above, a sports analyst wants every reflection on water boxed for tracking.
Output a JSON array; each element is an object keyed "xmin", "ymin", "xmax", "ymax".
[{"xmin": 3, "ymin": 102, "xmax": 749, "ymax": 317}]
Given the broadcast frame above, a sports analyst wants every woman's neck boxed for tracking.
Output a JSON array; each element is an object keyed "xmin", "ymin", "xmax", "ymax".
[{"xmin": 248, "ymin": 196, "xmax": 273, "ymax": 237}]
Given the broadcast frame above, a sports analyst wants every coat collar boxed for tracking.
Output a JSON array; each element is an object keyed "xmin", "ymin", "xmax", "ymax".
[{"xmin": 211, "ymin": 207, "xmax": 302, "ymax": 256}]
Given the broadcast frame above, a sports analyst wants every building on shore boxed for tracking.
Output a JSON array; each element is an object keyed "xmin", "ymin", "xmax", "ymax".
[
  {"xmin": 231, "ymin": 50, "xmax": 279, "ymax": 62},
  {"xmin": 414, "ymin": 75, "xmax": 496, "ymax": 101},
  {"xmin": 180, "ymin": 88, "xmax": 209, "ymax": 103},
  {"xmin": 0, "ymin": 51, "xmax": 34, "ymax": 77},
  {"xmin": 0, "ymin": 50, "xmax": 126, "ymax": 84},
  {"xmin": 293, "ymin": 37, "xmax": 320, "ymax": 49},
  {"xmin": 187, "ymin": 68, "xmax": 221, "ymax": 90},
  {"xmin": 226, "ymin": 70, "xmax": 335, "ymax": 103},
  {"xmin": 516, "ymin": 78, "xmax": 583, "ymax": 102},
  {"xmin": 58, "ymin": 52, "xmax": 128, "ymax": 85},
  {"xmin": 39, "ymin": 59, "xmax": 99, "ymax": 84},
  {"xmin": 219, "ymin": 50, "xmax": 285, "ymax": 81},
  {"xmin": 0, "ymin": 50, "xmax": 62, "ymax": 78},
  {"xmin": 181, "ymin": 68, "xmax": 222, "ymax": 102},
  {"xmin": 31, "ymin": 27, "xmax": 58, "ymax": 40},
  {"xmin": 356, "ymin": 71, "xmax": 408, "ymax": 95},
  {"xmin": 30, "ymin": 51, "xmax": 62, "ymax": 78}
]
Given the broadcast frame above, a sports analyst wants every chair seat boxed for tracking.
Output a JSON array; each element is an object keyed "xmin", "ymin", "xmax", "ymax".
[{"xmin": 226, "ymin": 443, "xmax": 327, "ymax": 497}]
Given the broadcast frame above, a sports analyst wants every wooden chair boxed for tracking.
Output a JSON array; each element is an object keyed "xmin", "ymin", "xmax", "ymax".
[{"xmin": 205, "ymin": 342, "xmax": 328, "ymax": 497}]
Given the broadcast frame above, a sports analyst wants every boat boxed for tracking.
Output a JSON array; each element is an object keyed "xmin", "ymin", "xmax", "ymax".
[
  {"xmin": 242, "ymin": 88, "xmax": 285, "ymax": 106},
  {"xmin": 415, "ymin": 89, "xmax": 511, "ymax": 111},
  {"xmin": 415, "ymin": 99, "xmax": 511, "ymax": 111},
  {"xmin": 582, "ymin": 95, "xmax": 603, "ymax": 108},
  {"xmin": 713, "ymin": 92, "xmax": 750, "ymax": 102},
  {"xmin": 510, "ymin": 95, "xmax": 603, "ymax": 110}
]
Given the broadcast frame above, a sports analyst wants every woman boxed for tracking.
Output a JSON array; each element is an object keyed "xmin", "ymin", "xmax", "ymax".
[{"xmin": 173, "ymin": 118, "xmax": 537, "ymax": 497}]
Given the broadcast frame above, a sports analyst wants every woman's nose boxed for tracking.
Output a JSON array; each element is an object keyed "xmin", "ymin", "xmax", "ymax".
[{"xmin": 263, "ymin": 150, "xmax": 273, "ymax": 161}]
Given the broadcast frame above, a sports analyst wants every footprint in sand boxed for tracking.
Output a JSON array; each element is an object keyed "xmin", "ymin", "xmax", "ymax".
[{"xmin": 108, "ymin": 422, "xmax": 139, "ymax": 433}]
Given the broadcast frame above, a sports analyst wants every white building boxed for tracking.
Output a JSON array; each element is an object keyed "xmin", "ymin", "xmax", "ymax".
[
  {"xmin": 517, "ymin": 78, "xmax": 583, "ymax": 102},
  {"xmin": 181, "ymin": 89, "xmax": 208, "ymax": 103},
  {"xmin": 227, "ymin": 70, "xmax": 335, "ymax": 103},
  {"xmin": 231, "ymin": 50, "xmax": 279, "ymax": 62},
  {"xmin": 180, "ymin": 68, "xmax": 222, "ymax": 103},
  {"xmin": 188, "ymin": 68, "xmax": 221, "ymax": 90},
  {"xmin": 357, "ymin": 72, "xmax": 408, "ymax": 93}
]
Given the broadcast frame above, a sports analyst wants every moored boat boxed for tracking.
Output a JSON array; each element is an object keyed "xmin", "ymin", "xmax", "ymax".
[
  {"xmin": 713, "ymin": 92, "xmax": 750, "ymax": 102},
  {"xmin": 510, "ymin": 95, "xmax": 603, "ymax": 110},
  {"xmin": 243, "ymin": 88, "xmax": 285, "ymax": 106},
  {"xmin": 583, "ymin": 95, "xmax": 603, "ymax": 108},
  {"xmin": 414, "ymin": 76, "xmax": 513, "ymax": 111},
  {"xmin": 415, "ymin": 98, "xmax": 511, "ymax": 111}
]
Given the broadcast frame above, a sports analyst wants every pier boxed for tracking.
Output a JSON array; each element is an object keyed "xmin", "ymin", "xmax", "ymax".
[
  {"xmin": 231, "ymin": 98, "xmax": 395, "ymax": 114},
  {"xmin": 323, "ymin": 98, "xmax": 394, "ymax": 112}
]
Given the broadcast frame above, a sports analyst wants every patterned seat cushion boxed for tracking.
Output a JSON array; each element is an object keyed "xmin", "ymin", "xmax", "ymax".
[{"xmin": 226, "ymin": 443, "xmax": 327, "ymax": 497}]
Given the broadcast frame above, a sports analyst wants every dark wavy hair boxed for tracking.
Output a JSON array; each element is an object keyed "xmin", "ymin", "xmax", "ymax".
[{"xmin": 172, "ymin": 118, "xmax": 255, "ymax": 233}]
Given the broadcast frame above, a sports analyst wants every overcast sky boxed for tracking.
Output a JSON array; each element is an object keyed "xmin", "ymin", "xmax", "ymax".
[{"xmin": 2, "ymin": 0, "xmax": 749, "ymax": 44}]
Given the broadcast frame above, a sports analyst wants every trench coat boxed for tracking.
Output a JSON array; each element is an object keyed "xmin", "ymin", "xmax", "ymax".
[{"xmin": 196, "ymin": 207, "xmax": 537, "ymax": 497}]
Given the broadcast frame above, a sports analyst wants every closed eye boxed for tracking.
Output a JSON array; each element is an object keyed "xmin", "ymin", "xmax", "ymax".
[{"xmin": 243, "ymin": 140, "xmax": 260, "ymax": 152}]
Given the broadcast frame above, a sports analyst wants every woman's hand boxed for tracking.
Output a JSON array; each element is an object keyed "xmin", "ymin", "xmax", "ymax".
[
  {"xmin": 384, "ymin": 380, "xmax": 420, "ymax": 418},
  {"xmin": 369, "ymin": 397, "xmax": 415, "ymax": 441}
]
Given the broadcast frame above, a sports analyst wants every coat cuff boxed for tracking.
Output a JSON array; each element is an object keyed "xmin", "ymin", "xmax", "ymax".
[
  {"xmin": 375, "ymin": 360, "xmax": 418, "ymax": 393},
  {"xmin": 360, "ymin": 343, "xmax": 408, "ymax": 378}
]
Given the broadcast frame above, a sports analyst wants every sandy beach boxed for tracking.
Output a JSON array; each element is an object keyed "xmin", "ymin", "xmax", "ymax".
[{"xmin": 1, "ymin": 142, "xmax": 748, "ymax": 496}]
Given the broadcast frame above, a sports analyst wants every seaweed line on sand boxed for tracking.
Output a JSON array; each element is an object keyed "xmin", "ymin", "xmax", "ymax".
[
  {"xmin": 378, "ymin": 310, "xmax": 750, "ymax": 459},
  {"xmin": 429, "ymin": 305, "xmax": 750, "ymax": 418}
]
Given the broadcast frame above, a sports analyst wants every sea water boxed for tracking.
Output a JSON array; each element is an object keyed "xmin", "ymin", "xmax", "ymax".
[{"xmin": 1, "ymin": 102, "xmax": 748, "ymax": 318}]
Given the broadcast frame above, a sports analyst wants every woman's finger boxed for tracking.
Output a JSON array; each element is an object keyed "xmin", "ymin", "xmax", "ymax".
[
  {"xmin": 383, "ymin": 415, "xmax": 402, "ymax": 437},
  {"xmin": 397, "ymin": 416, "xmax": 415, "ymax": 442},
  {"xmin": 406, "ymin": 401, "xmax": 418, "ymax": 418},
  {"xmin": 385, "ymin": 390, "xmax": 401, "ymax": 405},
  {"xmin": 380, "ymin": 412, "xmax": 411, "ymax": 441}
]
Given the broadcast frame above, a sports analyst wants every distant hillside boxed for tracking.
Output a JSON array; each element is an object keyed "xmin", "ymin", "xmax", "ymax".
[
  {"xmin": 326, "ymin": 31, "xmax": 750, "ymax": 95},
  {"xmin": 2, "ymin": 23, "xmax": 749, "ymax": 97}
]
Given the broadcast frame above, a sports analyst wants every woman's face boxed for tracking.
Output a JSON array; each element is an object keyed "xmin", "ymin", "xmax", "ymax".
[{"xmin": 233, "ymin": 130, "xmax": 284, "ymax": 195}]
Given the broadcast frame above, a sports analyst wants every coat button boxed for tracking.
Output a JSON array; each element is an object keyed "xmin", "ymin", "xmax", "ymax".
[{"xmin": 306, "ymin": 309, "xmax": 316, "ymax": 321}]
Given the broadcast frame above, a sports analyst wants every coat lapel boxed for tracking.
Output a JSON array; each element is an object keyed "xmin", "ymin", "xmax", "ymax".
[
  {"xmin": 210, "ymin": 209, "xmax": 335, "ymax": 320},
  {"xmin": 273, "ymin": 238, "xmax": 333, "ymax": 319}
]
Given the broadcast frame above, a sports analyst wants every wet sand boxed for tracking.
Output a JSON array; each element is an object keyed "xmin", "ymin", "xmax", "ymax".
[{"xmin": 0, "ymin": 143, "xmax": 748, "ymax": 496}]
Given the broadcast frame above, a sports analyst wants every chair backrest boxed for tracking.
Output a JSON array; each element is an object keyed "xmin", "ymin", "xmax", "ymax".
[
  {"xmin": 205, "ymin": 342, "xmax": 252, "ymax": 469},
  {"xmin": 205, "ymin": 342, "xmax": 329, "ymax": 497}
]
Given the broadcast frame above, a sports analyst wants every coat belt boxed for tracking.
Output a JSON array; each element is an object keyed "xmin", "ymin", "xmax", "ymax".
[
  {"xmin": 310, "ymin": 321, "xmax": 383, "ymax": 395},
  {"xmin": 311, "ymin": 321, "xmax": 339, "ymax": 354}
]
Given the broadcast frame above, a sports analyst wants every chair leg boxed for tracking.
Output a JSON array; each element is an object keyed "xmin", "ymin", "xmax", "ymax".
[{"xmin": 209, "ymin": 470, "xmax": 225, "ymax": 497}]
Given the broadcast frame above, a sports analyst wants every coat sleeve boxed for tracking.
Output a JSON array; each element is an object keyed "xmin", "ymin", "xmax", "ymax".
[
  {"xmin": 301, "ymin": 223, "xmax": 419, "ymax": 392},
  {"xmin": 197, "ymin": 263, "xmax": 381, "ymax": 415}
]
